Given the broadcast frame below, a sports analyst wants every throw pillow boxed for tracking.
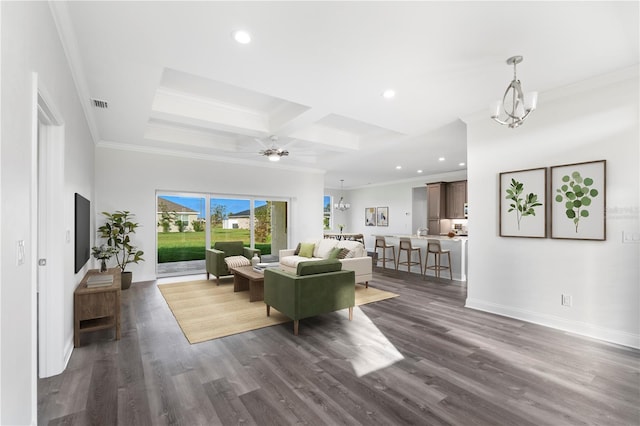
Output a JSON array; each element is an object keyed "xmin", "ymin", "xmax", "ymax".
[
  {"xmin": 294, "ymin": 242, "xmax": 301, "ymax": 255},
  {"xmin": 315, "ymin": 238, "xmax": 338, "ymax": 259},
  {"xmin": 328, "ymin": 247, "xmax": 343, "ymax": 259},
  {"xmin": 337, "ymin": 240, "xmax": 366, "ymax": 257},
  {"xmin": 298, "ymin": 242, "xmax": 315, "ymax": 258},
  {"xmin": 336, "ymin": 248, "xmax": 350, "ymax": 259},
  {"xmin": 224, "ymin": 255, "xmax": 250, "ymax": 269}
]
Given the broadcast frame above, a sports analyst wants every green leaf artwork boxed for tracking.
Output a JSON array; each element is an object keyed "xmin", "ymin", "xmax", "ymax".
[
  {"xmin": 554, "ymin": 171, "xmax": 599, "ymax": 233},
  {"xmin": 505, "ymin": 178, "xmax": 543, "ymax": 230}
]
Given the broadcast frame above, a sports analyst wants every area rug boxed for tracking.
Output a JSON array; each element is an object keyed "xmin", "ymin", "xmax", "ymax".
[{"xmin": 158, "ymin": 279, "xmax": 398, "ymax": 344}]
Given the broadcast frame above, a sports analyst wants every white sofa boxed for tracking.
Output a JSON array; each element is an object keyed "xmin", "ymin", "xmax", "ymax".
[{"xmin": 279, "ymin": 238, "xmax": 373, "ymax": 286}]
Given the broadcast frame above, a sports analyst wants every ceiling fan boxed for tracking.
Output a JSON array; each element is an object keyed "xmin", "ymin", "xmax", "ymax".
[{"xmin": 257, "ymin": 135, "xmax": 289, "ymax": 162}]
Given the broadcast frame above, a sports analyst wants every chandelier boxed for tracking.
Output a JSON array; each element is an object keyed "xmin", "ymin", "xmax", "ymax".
[
  {"xmin": 334, "ymin": 179, "xmax": 350, "ymax": 211},
  {"xmin": 490, "ymin": 56, "xmax": 538, "ymax": 128}
]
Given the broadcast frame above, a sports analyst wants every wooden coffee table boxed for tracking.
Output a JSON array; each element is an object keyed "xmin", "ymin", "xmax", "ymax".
[{"xmin": 230, "ymin": 265, "xmax": 265, "ymax": 302}]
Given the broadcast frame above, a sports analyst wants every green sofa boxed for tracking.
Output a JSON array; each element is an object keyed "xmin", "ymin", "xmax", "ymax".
[
  {"xmin": 264, "ymin": 259, "xmax": 355, "ymax": 335},
  {"xmin": 205, "ymin": 241, "xmax": 260, "ymax": 285}
]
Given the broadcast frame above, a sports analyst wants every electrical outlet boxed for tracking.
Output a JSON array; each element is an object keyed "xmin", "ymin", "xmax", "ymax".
[{"xmin": 561, "ymin": 294, "xmax": 572, "ymax": 307}]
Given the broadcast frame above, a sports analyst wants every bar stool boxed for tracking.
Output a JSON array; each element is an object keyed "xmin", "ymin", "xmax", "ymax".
[
  {"xmin": 352, "ymin": 233, "xmax": 365, "ymax": 247},
  {"xmin": 424, "ymin": 239, "xmax": 452, "ymax": 280},
  {"xmin": 397, "ymin": 237, "xmax": 423, "ymax": 275},
  {"xmin": 374, "ymin": 236, "xmax": 397, "ymax": 270}
]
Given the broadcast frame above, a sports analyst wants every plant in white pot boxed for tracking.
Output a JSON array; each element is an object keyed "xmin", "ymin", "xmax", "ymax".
[{"xmin": 97, "ymin": 210, "xmax": 144, "ymax": 289}]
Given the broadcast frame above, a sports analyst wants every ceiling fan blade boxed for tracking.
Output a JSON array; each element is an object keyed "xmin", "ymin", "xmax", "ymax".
[
  {"xmin": 254, "ymin": 137, "xmax": 268, "ymax": 149},
  {"xmin": 280, "ymin": 139, "xmax": 299, "ymax": 150}
]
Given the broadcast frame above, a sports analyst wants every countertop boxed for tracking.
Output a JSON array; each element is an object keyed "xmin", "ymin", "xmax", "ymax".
[{"xmin": 375, "ymin": 234, "xmax": 468, "ymax": 242}]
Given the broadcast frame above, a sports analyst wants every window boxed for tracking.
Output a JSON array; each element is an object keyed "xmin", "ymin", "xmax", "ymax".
[
  {"xmin": 323, "ymin": 195, "xmax": 331, "ymax": 230},
  {"xmin": 156, "ymin": 193, "xmax": 206, "ymax": 276},
  {"xmin": 157, "ymin": 192, "xmax": 289, "ymax": 277}
]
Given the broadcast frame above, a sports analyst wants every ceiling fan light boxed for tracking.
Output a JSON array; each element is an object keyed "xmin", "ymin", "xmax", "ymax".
[{"xmin": 268, "ymin": 153, "xmax": 280, "ymax": 162}]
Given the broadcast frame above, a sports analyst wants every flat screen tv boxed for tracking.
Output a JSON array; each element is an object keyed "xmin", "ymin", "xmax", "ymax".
[{"xmin": 74, "ymin": 193, "xmax": 91, "ymax": 273}]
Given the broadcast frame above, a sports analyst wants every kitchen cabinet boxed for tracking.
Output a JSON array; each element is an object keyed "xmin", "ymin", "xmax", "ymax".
[
  {"xmin": 446, "ymin": 180, "xmax": 467, "ymax": 219},
  {"xmin": 427, "ymin": 182, "xmax": 447, "ymax": 235}
]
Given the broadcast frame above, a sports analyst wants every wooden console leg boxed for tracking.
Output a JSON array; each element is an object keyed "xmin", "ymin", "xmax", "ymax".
[
  {"xmin": 206, "ymin": 272, "xmax": 210, "ymax": 280},
  {"xmin": 349, "ymin": 306, "xmax": 353, "ymax": 320},
  {"xmin": 293, "ymin": 320, "xmax": 299, "ymax": 336},
  {"xmin": 216, "ymin": 276, "xmax": 220, "ymax": 286},
  {"xmin": 266, "ymin": 305, "xmax": 271, "ymax": 316}
]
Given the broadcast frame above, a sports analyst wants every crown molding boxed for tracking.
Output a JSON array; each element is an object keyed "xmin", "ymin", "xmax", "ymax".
[
  {"xmin": 95, "ymin": 140, "xmax": 326, "ymax": 175},
  {"xmin": 49, "ymin": 1, "xmax": 99, "ymax": 143}
]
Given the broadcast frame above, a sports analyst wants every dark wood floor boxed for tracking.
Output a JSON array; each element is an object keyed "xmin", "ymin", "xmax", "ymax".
[{"xmin": 39, "ymin": 267, "xmax": 640, "ymax": 425}]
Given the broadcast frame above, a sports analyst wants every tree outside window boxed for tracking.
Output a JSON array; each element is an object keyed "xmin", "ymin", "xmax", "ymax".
[{"xmin": 323, "ymin": 195, "xmax": 331, "ymax": 230}]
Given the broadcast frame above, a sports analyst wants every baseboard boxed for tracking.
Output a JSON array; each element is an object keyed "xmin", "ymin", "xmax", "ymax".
[
  {"xmin": 465, "ymin": 298, "xmax": 640, "ymax": 350},
  {"xmin": 63, "ymin": 336, "xmax": 74, "ymax": 370}
]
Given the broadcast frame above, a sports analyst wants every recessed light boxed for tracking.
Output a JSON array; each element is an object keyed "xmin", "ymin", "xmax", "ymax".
[
  {"xmin": 382, "ymin": 89, "xmax": 396, "ymax": 99},
  {"xmin": 417, "ymin": 170, "xmax": 423, "ymax": 174},
  {"xmin": 438, "ymin": 157, "xmax": 445, "ymax": 162},
  {"xmin": 396, "ymin": 165, "xmax": 402, "ymax": 170},
  {"xmin": 232, "ymin": 30, "xmax": 251, "ymax": 44},
  {"xmin": 459, "ymin": 162, "xmax": 466, "ymax": 166}
]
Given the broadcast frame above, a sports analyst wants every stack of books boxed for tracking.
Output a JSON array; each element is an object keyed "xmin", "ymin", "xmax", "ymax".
[
  {"xmin": 252, "ymin": 262, "xmax": 279, "ymax": 274},
  {"xmin": 86, "ymin": 274, "xmax": 114, "ymax": 288}
]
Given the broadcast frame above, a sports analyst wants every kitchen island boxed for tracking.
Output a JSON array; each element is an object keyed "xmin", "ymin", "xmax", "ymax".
[{"xmin": 374, "ymin": 235, "xmax": 468, "ymax": 281}]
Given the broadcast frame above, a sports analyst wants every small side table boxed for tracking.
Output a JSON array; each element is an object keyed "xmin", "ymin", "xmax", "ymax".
[{"xmin": 74, "ymin": 268, "xmax": 121, "ymax": 347}]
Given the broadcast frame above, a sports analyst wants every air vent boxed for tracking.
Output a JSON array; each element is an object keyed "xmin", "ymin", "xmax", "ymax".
[{"xmin": 91, "ymin": 98, "xmax": 109, "ymax": 109}]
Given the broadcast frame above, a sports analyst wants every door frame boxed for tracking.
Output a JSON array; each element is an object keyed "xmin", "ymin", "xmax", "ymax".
[{"xmin": 32, "ymin": 74, "xmax": 67, "ymax": 380}]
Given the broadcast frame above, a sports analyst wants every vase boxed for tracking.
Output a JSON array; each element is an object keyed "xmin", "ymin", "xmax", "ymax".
[{"xmin": 100, "ymin": 259, "xmax": 107, "ymax": 273}]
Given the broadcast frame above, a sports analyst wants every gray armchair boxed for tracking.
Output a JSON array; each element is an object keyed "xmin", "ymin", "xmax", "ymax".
[{"xmin": 205, "ymin": 241, "xmax": 260, "ymax": 285}]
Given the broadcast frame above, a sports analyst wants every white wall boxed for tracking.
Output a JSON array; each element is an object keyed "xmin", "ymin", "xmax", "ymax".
[
  {"xmin": 94, "ymin": 147, "xmax": 325, "ymax": 281},
  {"xmin": 1, "ymin": 2, "xmax": 95, "ymax": 424},
  {"xmin": 465, "ymin": 67, "xmax": 639, "ymax": 348}
]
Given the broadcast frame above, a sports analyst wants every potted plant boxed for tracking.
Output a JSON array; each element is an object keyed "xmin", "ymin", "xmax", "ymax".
[
  {"xmin": 97, "ymin": 210, "xmax": 144, "ymax": 289},
  {"xmin": 91, "ymin": 244, "xmax": 118, "ymax": 273}
]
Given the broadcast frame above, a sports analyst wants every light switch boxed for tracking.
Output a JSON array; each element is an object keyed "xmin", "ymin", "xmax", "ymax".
[
  {"xmin": 17, "ymin": 240, "xmax": 25, "ymax": 265},
  {"xmin": 623, "ymin": 231, "xmax": 640, "ymax": 244}
]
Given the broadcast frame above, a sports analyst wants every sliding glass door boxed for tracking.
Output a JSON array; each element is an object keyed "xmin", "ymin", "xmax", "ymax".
[
  {"xmin": 210, "ymin": 197, "xmax": 250, "ymax": 248},
  {"xmin": 156, "ymin": 193, "xmax": 207, "ymax": 276},
  {"xmin": 157, "ymin": 192, "xmax": 289, "ymax": 277},
  {"xmin": 254, "ymin": 199, "xmax": 288, "ymax": 257}
]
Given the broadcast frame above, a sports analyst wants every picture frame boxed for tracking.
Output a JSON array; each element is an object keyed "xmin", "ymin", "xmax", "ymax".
[
  {"xmin": 365, "ymin": 207, "xmax": 376, "ymax": 226},
  {"xmin": 499, "ymin": 167, "xmax": 547, "ymax": 238},
  {"xmin": 377, "ymin": 207, "xmax": 389, "ymax": 227},
  {"xmin": 550, "ymin": 160, "xmax": 606, "ymax": 240}
]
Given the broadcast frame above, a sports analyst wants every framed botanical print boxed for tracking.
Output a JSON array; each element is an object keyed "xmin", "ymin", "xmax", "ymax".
[
  {"xmin": 551, "ymin": 160, "xmax": 606, "ymax": 240},
  {"xmin": 377, "ymin": 207, "xmax": 389, "ymax": 226},
  {"xmin": 365, "ymin": 207, "xmax": 376, "ymax": 226},
  {"xmin": 499, "ymin": 167, "xmax": 546, "ymax": 238}
]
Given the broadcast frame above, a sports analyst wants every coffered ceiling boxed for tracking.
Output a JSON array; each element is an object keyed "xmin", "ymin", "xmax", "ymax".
[{"xmin": 51, "ymin": 1, "xmax": 639, "ymax": 189}]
